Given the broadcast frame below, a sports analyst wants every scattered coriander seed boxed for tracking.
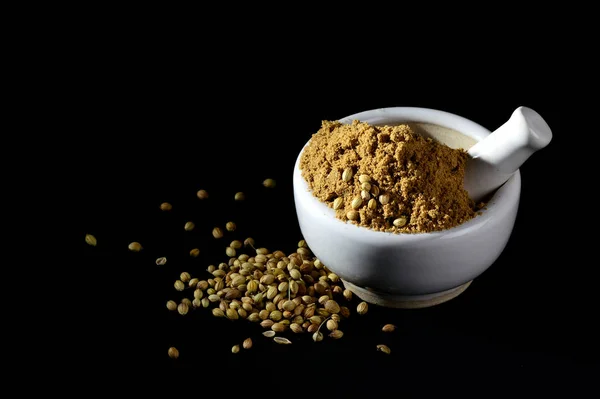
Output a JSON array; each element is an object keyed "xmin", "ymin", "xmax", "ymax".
[
  {"xmin": 184, "ymin": 221, "xmax": 195, "ymax": 231},
  {"xmin": 177, "ymin": 302, "xmax": 189, "ymax": 316},
  {"xmin": 226, "ymin": 221, "xmax": 236, "ymax": 232},
  {"xmin": 189, "ymin": 248, "xmax": 200, "ymax": 257},
  {"xmin": 156, "ymin": 257, "xmax": 167, "ymax": 265},
  {"xmin": 298, "ymin": 239, "xmax": 307, "ymax": 248},
  {"xmin": 231, "ymin": 344, "xmax": 240, "ymax": 354},
  {"xmin": 234, "ymin": 192, "xmax": 245, "ymax": 201},
  {"xmin": 263, "ymin": 331, "xmax": 276, "ymax": 338},
  {"xmin": 212, "ymin": 227, "xmax": 224, "ymax": 239},
  {"xmin": 333, "ymin": 197, "xmax": 344, "ymax": 210},
  {"xmin": 181, "ymin": 298, "xmax": 192, "ymax": 308},
  {"xmin": 85, "ymin": 234, "xmax": 97, "ymax": 246},
  {"xmin": 174, "ymin": 280, "xmax": 185, "ymax": 291},
  {"xmin": 180, "ymin": 272, "xmax": 191, "ymax": 283},
  {"xmin": 225, "ymin": 247, "xmax": 236, "ymax": 257},
  {"xmin": 128, "ymin": 242, "xmax": 142, "ymax": 252},
  {"xmin": 212, "ymin": 308, "xmax": 225, "ymax": 317},
  {"xmin": 230, "ymin": 240, "xmax": 242, "ymax": 249},
  {"xmin": 382, "ymin": 324, "xmax": 397, "ymax": 332},
  {"xmin": 243, "ymin": 338, "xmax": 253, "ymax": 349},
  {"xmin": 371, "ymin": 185, "xmax": 380, "ymax": 196},
  {"xmin": 273, "ymin": 337, "xmax": 292, "ymax": 345},
  {"xmin": 192, "ymin": 298, "xmax": 201, "ymax": 308},
  {"xmin": 346, "ymin": 210, "xmax": 359, "ymax": 221},
  {"xmin": 324, "ymin": 300, "xmax": 341, "ymax": 314},
  {"xmin": 357, "ymin": 301, "xmax": 368, "ymax": 315},
  {"xmin": 351, "ymin": 197, "xmax": 363, "ymax": 210},
  {"xmin": 361, "ymin": 182, "xmax": 372, "ymax": 191},
  {"xmin": 166, "ymin": 300, "xmax": 177, "ymax": 311},
  {"xmin": 197, "ymin": 189, "xmax": 209, "ymax": 200},
  {"xmin": 168, "ymin": 347, "xmax": 179, "ymax": 359},
  {"xmin": 343, "ymin": 289, "xmax": 353, "ymax": 301},
  {"xmin": 312, "ymin": 332, "xmax": 323, "ymax": 342},
  {"xmin": 342, "ymin": 167, "xmax": 353, "ymax": 182},
  {"xmin": 379, "ymin": 194, "xmax": 390, "ymax": 205},
  {"xmin": 263, "ymin": 178, "xmax": 276, "ymax": 188},
  {"xmin": 393, "ymin": 217, "xmax": 407, "ymax": 227},
  {"xmin": 160, "ymin": 202, "xmax": 173, "ymax": 211},
  {"xmin": 188, "ymin": 278, "xmax": 199, "ymax": 288},
  {"xmin": 326, "ymin": 319, "xmax": 338, "ymax": 331},
  {"xmin": 329, "ymin": 330, "xmax": 344, "ymax": 339},
  {"xmin": 377, "ymin": 344, "xmax": 391, "ymax": 354},
  {"xmin": 244, "ymin": 237, "xmax": 255, "ymax": 247},
  {"xmin": 201, "ymin": 298, "xmax": 209, "ymax": 308}
]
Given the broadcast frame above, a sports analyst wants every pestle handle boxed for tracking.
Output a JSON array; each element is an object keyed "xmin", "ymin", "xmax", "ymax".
[{"xmin": 464, "ymin": 106, "xmax": 552, "ymax": 202}]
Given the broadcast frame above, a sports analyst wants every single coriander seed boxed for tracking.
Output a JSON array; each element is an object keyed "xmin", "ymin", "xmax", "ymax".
[
  {"xmin": 231, "ymin": 344, "xmax": 240, "ymax": 354},
  {"xmin": 357, "ymin": 301, "xmax": 368, "ymax": 315},
  {"xmin": 166, "ymin": 300, "xmax": 177, "ymax": 311},
  {"xmin": 177, "ymin": 302, "xmax": 189, "ymax": 316},
  {"xmin": 333, "ymin": 197, "xmax": 344, "ymax": 210},
  {"xmin": 351, "ymin": 197, "xmax": 362, "ymax": 209},
  {"xmin": 180, "ymin": 272, "xmax": 191, "ymax": 283},
  {"xmin": 342, "ymin": 167, "xmax": 353, "ymax": 182},
  {"xmin": 226, "ymin": 221, "xmax": 236, "ymax": 232},
  {"xmin": 243, "ymin": 338, "xmax": 253, "ymax": 349},
  {"xmin": 346, "ymin": 210, "xmax": 359, "ymax": 221},
  {"xmin": 85, "ymin": 234, "xmax": 97, "ymax": 246},
  {"xmin": 174, "ymin": 280, "xmax": 185, "ymax": 291},
  {"xmin": 382, "ymin": 324, "xmax": 397, "ymax": 332},
  {"xmin": 168, "ymin": 347, "xmax": 179, "ymax": 359},
  {"xmin": 379, "ymin": 194, "xmax": 390, "ymax": 205},
  {"xmin": 128, "ymin": 242, "xmax": 142, "ymax": 252},
  {"xmin": 160, "ymin": 202, "xmax": 172, "ymax": 211},
  {"xmin": 196, "ymin": 189, "xmax": 209, "ymax": 200},
  {"xmin": 156, "ymin": 257, "xmax": 167, "ymax": 266},
  {"xmin": 225, "ymin": 247, "xmax": 236, "ymax": 257},
  {"xmin": 358, "ymin": 174, "xmax": 371, "ymax": 183},
  {"xmin": 368, "ymin": 198, "xmax": 377, "ymax": 210},
  {"xmin": 189, "ymin": 248, "xmax": 200, "ymax": 257},
  {"xmin": 212, "ymin": 227, "xmax": 224, "ymax": 239},
  {"xmin": 263, "ymin": 178, "xmax": 276, "ymax": 188},
  {"xmin": 234, "ymin": 192, "xmax": 245, "ymax": 201},
  {"xmin": 377, "ymin": 344, "xmax": 391, "ymax": 354},
  {"xmin": 184, "ymin": 221, "xmax": 195, "ymax": 231},
  {"xmin": 393, "ymin": 217, "xmax": 407, "ymax": 227},
  {"xmin": 244, "ymin": 237, "xmax": 255, "ymax": 247}
]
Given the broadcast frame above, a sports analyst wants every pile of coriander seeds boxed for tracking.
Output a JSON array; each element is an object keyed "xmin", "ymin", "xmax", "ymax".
[{"xmin": 86, "ymin": 178, "xmax": 395, "ymax": 360}]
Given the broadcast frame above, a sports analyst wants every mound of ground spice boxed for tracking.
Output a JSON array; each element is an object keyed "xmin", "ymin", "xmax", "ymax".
[{"xmin": 299, "ymin": 120, "xmax": 479, "ymax": 233}]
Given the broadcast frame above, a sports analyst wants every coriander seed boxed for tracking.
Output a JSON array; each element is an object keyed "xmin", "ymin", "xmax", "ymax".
[
  {"xmin": 342, "ymin": 167, "xmax": 353, "ymax": 182},
  {"xmin": 243, "ymin": 338, "xmax": 253, "ymax": 349},
  {"xmin": 166, "ymin": 300, "xmax": 177, "ymax": 311},
  {"xmin": 357, "ymin": 301, "xmax": 368, "ymax": 315},
  {"xmin": 225, "ymin": 247, "xmax": 236, "ymax": 257},
  {"xmin": 393, "ymin": 216, "xmax": 407, "ymax": 227},
  {"xmin": 333, "ymin": 197, "xmax": 344, "ymax": 210},
  {"xmin": 189, "ymin": 248, "xmax": 200, "ymax": 257},
  {"xmin": 377, "ymin": 344, "xmax": 391, "ymax": 354},
  {"xmin": 312, "ymin": 332, "xmax": 323, "ymax": 342},
  {"xmin": 379, "ymin": 194, "xmax": 390, "ymax": 205},
  {"xmin": 368, "ymin": 198, "xmax": 377, "ymax": 210},
  {"xmin": 180, "ymin": 272, "xmax": 191, "ymax": 283},
  {"xmin": 358, "ymin": 174, "xmax": 371, "ymax": 183},
  {"xmin": 128, "ymin": 241, "xmax": 142, "ymax": 252},
  {"xmin": 231, "ymin": 344, "xmax": 240, "ymax": 354},
  {"xmin": 212, "ymin": 227, "xmax": 224, "ymax": 239},
  {"xmin": 329, "ymin": 330, "xmax": 344, "ymax": 339},
  {"xmin": 168, "ymin": 347, "xmax": 179, "ymax": 359},
  {"xmin": 160, "ymin": 202, "xmax": 172, "ymax": 211},
  {"xmin": 184, "ymin": 221, "xmax": 195, "ymax": 231},
  {"xmin": 351, "ymin": 197, "xmax": 362, "ymax": 210},
  {"xmin": 273, "ymin": 337, "xmax": 292, "ymax": 345},
  {"xmin": 234, "ymin": 192, "xmax": 245, "ymax": 201},
  {"xmin": 346, "ymin": 210, "xmax": 359, "ymax": 221},
  {"xmin": 244, "ymin": 237, "xmax": 255, "ymax": 247},
  {"xmin": 263, "ymin": 178, "xmax": 276, "ymax": 188},
  {"xmin": 196, "ymin": 189, "xmax": 209, "ymax": 200},
  {"xmin": 226, "ymin": 221, "xmax": 236, "ymax": 232},
  {"xmin": 85, "ymin": 234, "xmax": 97, "ymax": 246},
  {"xmin": 156, "ymin": 257, "xmax": 167, "ymax": 265},
  {"xmin": 174, "ymin": 280, "xmax": 185, "ymax": 291},
  {"xmin": 263, "ymin": 331, "xmax": 276, "ymax": 337},
  {"xmin": 177, "ymin": 302, "xmax": 189, "ymax": 316},
  {"xmin": 382, "ymin": 324, "xmax": 397, "ymax": 332}
]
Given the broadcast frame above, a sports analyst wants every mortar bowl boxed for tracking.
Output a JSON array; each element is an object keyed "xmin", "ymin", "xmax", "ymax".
[{"xmin": 292, "ymin": 107, "xmax": 520, "ymax": 308}]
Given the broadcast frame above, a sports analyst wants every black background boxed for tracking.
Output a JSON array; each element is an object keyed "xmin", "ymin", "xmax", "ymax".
[{"xmin": 78, "ymin": 34, "xmax": 597, "ymax": 395}]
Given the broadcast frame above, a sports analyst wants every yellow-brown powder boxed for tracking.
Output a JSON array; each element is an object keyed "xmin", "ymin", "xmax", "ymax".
[{"xmin": 299, "ymin": 120, "xmax": 479, "ymax": 233}]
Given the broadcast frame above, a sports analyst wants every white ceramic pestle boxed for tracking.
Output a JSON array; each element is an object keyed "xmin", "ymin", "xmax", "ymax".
[{"xmin": 464, "ymin": 106, "xmax": 552, "ymax": 202}]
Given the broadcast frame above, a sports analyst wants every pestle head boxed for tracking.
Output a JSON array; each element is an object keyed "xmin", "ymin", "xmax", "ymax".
[{"xmin": 464, "ymin": 106, "xmax": 552, "ymax": 202}]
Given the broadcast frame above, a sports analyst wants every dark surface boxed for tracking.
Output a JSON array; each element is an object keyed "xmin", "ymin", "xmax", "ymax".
[{"xmin": 79, "ymin": 65, "xmax": 597, "ymax": 394}]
